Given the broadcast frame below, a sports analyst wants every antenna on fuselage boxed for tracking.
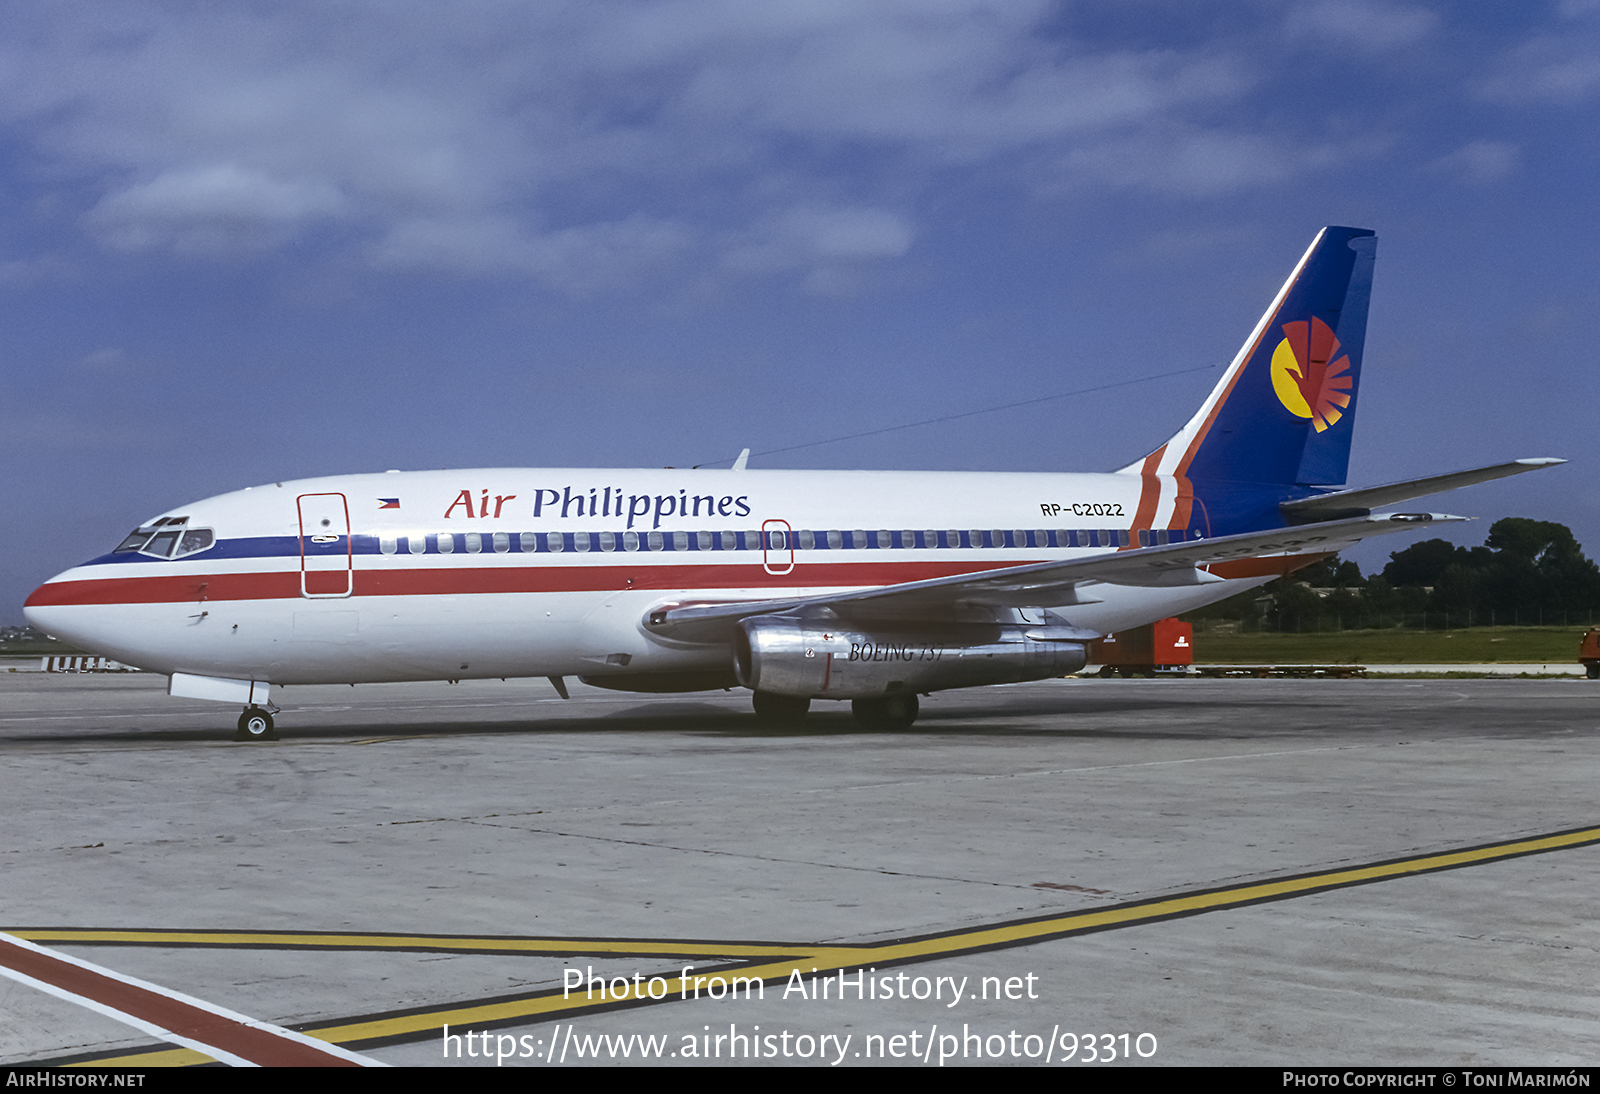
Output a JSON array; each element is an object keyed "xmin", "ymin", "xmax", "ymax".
[{"xmin": 731, "ymin": 448, "xmax": 750, "ymax": 471}]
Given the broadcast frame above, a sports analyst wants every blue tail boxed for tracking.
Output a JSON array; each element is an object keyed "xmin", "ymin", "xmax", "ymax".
[
  {"xmin": 1193, "ymin": 226, "xmax": 1375, "ymax": 486},
  {"xmin": 1125, "ymin": 227, "xmax": 1377, "ymax": 537}
]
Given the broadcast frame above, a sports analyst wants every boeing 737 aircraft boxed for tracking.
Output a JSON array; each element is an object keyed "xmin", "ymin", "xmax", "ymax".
[{"xmin": 24, "ymin": 227, "xmax": 1561, "ymax": 738}]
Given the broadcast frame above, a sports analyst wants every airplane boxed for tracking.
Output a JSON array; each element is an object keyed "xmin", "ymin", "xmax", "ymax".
[{"xmin": 23, "ymin": 226, "xmax": 1562, "ymax": 740}]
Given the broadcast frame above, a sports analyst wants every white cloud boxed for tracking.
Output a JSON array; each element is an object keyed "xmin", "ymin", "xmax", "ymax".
[
  {"xmin": 1478, "ymin": 34, "xmax": 1600, "ymax": 104},
  {"xmin": 724, "ymin": 206, "xmax": 914, "ymax": 269},
  {"xmin": 804, "ymin": 208, "xmax": 915, "ymax": 261},
  {"xmin": 720, "ymin": 205, "xmax": 914, "ymax": 296},
  {"xmin": 371, "ymin": 213, "xmax": 693, "ymax": 293},
  {"xmin": 86, "ymin": 164, "xmax": 346, "ymax": 252},
  {"xmin": 0, "ymin": 253, "xmax": 77, "ymax": 285},
  {"xmin": 0, "ymin": 1, "xmax": 1365, "ymax": 289},
  {"xmin": 1059, "ymin": 126, "xmax": 1318, "ymax": 196},
  {"xmin": 1426, "ymin": 140, "xmax": 1520, "ymax": 185},
  {"xmin": 78, "ymin": 347, "xmax": 128, "ymax": 370},
  {"xmin": 1283, "ymin": 0, "xmax": 1438, "ymax": 51}
]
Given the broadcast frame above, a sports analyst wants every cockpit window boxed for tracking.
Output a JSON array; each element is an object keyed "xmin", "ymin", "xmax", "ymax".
[
  {"xmin": 177, "ymin": 529, "xmax": 214, "ymax": 556},
  {"xmin": 146, "ymin": 529, "xmax": 183, "ymax": 557},
  {"xmin": 112, "ymin": 524, "xmax": 216, "ymax": 559}
]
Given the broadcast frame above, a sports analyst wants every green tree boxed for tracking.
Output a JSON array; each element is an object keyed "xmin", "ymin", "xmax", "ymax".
[
  {"xmin": 1295, "ymin": 555, "xmax": 1364, "ymax": 588},
  {"xmin": 1487, "ymin": 518, "xmax": 1586, "ymax": 564},
  {"xmin": 1482, "ymin": 518, "xmax": 1600, "ymax": 613},
  {"xmin": 1382, "ymin": 538, "xmax": 1488, "ymax": 587},
  {"xmin": 1380, "ymin": 519, "xmax": 1600, "ymax": 620}
]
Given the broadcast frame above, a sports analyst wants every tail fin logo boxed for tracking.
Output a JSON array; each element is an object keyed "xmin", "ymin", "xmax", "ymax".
[{"xmin": 1269, "ymin": 316, "xmax": 1353, "ymax": 432}]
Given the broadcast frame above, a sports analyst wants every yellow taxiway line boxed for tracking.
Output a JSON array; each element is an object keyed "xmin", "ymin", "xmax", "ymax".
[{"xmin": 16, "ymin": 822, "xmax": 1599, "ymax": 1066}]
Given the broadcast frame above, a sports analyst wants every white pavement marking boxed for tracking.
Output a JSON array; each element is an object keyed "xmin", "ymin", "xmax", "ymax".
[{"xmin": 0, "ymin": 932, "xmax": 386, "ymax": 1067}]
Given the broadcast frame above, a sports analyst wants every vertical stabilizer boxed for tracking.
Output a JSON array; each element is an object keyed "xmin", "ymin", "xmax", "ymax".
[
  {"xmin": 1289, "ymin": 231, "xmax": 1375, "ymax": 485},
  {"xmin": 1120, "ymin": 226, "xmax": 1376, "ymax": 536}
]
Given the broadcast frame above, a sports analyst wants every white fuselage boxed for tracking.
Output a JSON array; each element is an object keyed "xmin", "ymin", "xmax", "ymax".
[{"xmin": 25, "ymin": 467, "xmax": 1270, "ymax": 687}]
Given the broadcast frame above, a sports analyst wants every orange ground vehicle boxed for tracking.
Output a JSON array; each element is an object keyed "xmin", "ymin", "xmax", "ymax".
[
  {"xmin": 1090, "ymin": 618, "xmax": 1193, "ymax": 677},
  {"xmin": 1580, "ymin": 630, "xmax": 1600, "ymax": 679}
]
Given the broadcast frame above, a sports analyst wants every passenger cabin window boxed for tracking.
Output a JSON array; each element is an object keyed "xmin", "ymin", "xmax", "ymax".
[{"xmin": 465, "ymin": 523, "xmax": 1138, "ymax": 558}]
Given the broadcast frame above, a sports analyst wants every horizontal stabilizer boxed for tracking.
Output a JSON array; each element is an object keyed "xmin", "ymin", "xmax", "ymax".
[{"xmin": 1280, "ymin": 458, "xmax": 1565, "ymax": 522}]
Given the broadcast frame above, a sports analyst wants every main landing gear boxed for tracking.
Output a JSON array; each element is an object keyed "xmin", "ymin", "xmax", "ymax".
[
  {"xmin": 235, "ymin": 706, "xmax": 277, "ymax": 742},
  {"xmin": 752, "ymin": 691, "xmax": 810, "ymax": 724},
  {"xmin": 750, "ymin": 690, "xmax": 922, "ymax": 730},
  {"xmin": 850, "ymin": 693, "xmax": 919, "ymax": 731}
]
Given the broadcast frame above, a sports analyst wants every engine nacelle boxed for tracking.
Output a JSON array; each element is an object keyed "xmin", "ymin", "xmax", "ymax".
[{"xmin": 733, "ymin": 615, "xmax": 1089, "ymax": 699}]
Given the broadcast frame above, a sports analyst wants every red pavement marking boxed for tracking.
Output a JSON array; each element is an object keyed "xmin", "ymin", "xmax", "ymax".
[{"xmin": 0, "ymin": 934, "xmax": 363, "ymax": 1067}]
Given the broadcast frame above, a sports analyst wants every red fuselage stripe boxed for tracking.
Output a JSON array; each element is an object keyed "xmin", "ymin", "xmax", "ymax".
[{"xmin": 26, "ymin": 560, "xmax": 1042, "ymax": 607}]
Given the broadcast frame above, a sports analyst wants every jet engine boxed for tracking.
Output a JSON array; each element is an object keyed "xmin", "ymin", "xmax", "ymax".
[{"xmin": 733, "ymin": 613, "xmax": 1090, "ymax": 699}]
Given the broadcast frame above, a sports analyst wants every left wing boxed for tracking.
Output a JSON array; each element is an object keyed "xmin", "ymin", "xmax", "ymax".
[{"xmin": 646, "ymin": 511, "xmax": 1460, "ymax": 643}]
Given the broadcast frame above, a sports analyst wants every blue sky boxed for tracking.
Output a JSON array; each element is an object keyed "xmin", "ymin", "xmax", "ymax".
[{"xmin": 5, "ymin": 1, "xmax": 1597, "ymax": 621}]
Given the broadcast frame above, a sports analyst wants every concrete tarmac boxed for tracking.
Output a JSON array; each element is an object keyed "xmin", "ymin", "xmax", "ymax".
[{"xmin": 1, "ymin": 671, "xmax": 1596, "ymax": 1067}]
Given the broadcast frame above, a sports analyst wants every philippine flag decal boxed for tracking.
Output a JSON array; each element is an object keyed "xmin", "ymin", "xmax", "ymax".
[{"xmin": 378, "ymin": 498, "xmax": 401, "ymax": 509}]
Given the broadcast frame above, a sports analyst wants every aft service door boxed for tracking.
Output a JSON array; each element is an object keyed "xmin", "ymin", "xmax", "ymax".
[{"xmin": 298, "ymin": 492, "xmax": 353, "ymax": 598}]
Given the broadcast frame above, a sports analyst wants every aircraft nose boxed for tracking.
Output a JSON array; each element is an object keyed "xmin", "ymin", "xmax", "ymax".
[
  {"xmin": 23, "ymin": 567, "xmax": 101, "ymax": 652},
  {"xmin": 25, "ymin": 572, "xmax": 64, "ymax": 614}
]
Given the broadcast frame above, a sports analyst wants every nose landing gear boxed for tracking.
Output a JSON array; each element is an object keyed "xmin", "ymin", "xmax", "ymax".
[{"xmin": 235, "ymin": 706, "xmax": 277, "ymax": 741}]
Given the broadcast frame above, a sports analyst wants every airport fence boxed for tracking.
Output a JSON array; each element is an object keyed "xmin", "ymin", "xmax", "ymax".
[{"xmin": 1188, "ymin": 609, "xmax": 1600, "ymax": 635}]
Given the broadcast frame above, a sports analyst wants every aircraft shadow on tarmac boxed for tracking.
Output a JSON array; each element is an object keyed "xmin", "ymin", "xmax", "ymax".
[{"xmin": 0, "ymin": 691, "xmax": 1319, "ymax": 745}]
